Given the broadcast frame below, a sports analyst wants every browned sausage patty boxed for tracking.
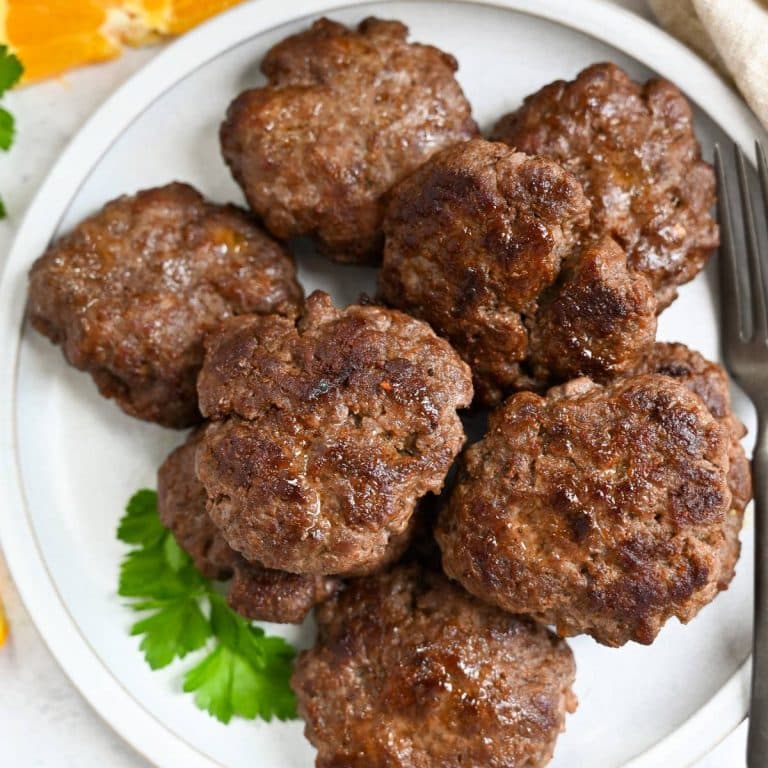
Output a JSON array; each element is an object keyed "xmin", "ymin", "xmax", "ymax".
[
  {"xmin": 220, "ymin": 17, "xmax": 478, "ymax": 263},
  {"xmin": 292, "ymin": 564, "xmax": 576, "ymax": 768},
  {"xmin": 437, "ymin": 374, "xmax": 734, "ymax": 647},
  {"xmin": 196, "ymin": 291, "xmax": 473, "ymax": 576},
  {"xmin": 157, "ymin": 428, "xmax": 340, "ymax": 624},
  {"xmin": 633, "ymin": 342, "xmax": 751, "ymax": 589},
  {"xmin": 27, "ymin": 183, "xmax": 302, "ymax": 428},
  {"xmin": 380, "ymin": 138, "xmax": 591, "ymax": 403},
  {"xmin": 492, "ymin": 62, "xmax": 718, "ymax": 308},
  {"xmin": 157, "ymin": 428, "xmax": 236, "ymax": 580}
]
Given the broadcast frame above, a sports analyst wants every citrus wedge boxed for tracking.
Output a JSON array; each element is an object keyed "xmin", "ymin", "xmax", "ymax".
[
  {"xmin": 0, "ymin": 593, "xmax": 8, "ymax": 647},
  {"xmin": 0, "ymin": 0, "xmax": 246, "ymax": 83}
]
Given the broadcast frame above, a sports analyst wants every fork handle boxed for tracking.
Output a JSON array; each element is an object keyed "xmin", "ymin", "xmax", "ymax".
[{"xmin": 748, "ymin": 416, "xmax": 768, "ymax": 767}]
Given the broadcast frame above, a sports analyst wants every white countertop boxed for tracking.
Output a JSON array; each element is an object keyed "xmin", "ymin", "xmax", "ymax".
[{"xmin": 0, "ymin": 1, "xmax": 748, "ymax": 765}]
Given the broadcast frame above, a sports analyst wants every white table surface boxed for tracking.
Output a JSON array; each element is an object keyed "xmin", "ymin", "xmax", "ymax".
[{"xmin": 0, "ymin": 1, "xmax": 749, "ymax": 765}]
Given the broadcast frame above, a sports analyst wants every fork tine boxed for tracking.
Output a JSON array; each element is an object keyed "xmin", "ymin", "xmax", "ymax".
[
  {"xmin": 757, "ymin": 139, "xmax": 768, "ymax": 222},
  {"xmin": 715, "ymin": 144, "xmax": 745, "ymax": 345},
  {"xmin": 735, "ymin": 142, "xmax": 768, "ymax": 341}
]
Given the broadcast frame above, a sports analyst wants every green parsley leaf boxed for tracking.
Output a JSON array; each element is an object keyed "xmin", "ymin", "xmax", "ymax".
[
  {"xmin": 183, "ymin": 639, "xmax": 297, "ymax": 724},
  {"xmin": 0, "ymin": 46, "xmax": 22, "ymax": 211},
  {"xmin": 118, "ymin": 540, "xmax": 206, "ymax": 600},
  {"xmin": 117, "ymin": 489, "xmax": 166, "ymax": 547},
  {"xmin": 117, "ymin": 487, "xmax": 298, "ymax": 723},
  {"xmin": 163, "ymin": 534, "xmax": 189, "ymax": 572},
  {"xmin": 183, "ymin": 645, "xmax": 238, "ymax": 723},
  {"xmin": 0, "ymin": 46, "xmax": 23, "ymax": 97},
  {"xmin": 131, "ymin": 597, "xmax": 211, "ymax": 670},
  {"xmin": 184, "ymin": 593, "xmax": 297, "ymax": 723},
  {"xmin": 0, "ymin": 107, "xmax": 14, "ymax": 151},
  {"xmin": 210, "ymin": 593, "xmax": 295, "ymax": 681},
  {"xmin": 117, "ymin": 489, "xmax": 204, "ymax": 600}
]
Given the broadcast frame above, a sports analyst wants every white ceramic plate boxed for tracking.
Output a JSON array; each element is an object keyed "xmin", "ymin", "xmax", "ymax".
[{"xmin": 1, "ymin": 1, "xmax": 765, "ymax": 766}]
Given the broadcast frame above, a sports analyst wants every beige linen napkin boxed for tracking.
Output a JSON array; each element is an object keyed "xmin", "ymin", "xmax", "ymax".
[{"xmin": 649, "ymin": 0, "xmax": 768, "ymax": 131}]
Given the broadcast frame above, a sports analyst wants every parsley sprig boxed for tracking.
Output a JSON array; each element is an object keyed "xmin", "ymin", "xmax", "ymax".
[
  {"xmin": 0, "ymin": 45, "xmax": 23, "ymax": 219},
  {"xmin": 117, "ymin": 489, "xmax": 298, "ymax": 723}
]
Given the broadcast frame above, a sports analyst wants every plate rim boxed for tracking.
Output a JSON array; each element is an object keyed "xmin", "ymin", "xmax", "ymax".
[{"xmin": 0, "ymin": 1, "xmax": 761, "ymax": 766}]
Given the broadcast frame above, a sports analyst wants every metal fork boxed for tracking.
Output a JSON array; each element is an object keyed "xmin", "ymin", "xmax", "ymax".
[{"xmin": 715, "ymin": 140, "xmax": 768, "ymax": 767}]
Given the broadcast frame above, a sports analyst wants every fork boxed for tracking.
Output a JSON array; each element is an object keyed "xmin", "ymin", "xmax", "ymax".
[{"xmin": 715, "ymin": 140, "xmax": 768, "ymax": 767}]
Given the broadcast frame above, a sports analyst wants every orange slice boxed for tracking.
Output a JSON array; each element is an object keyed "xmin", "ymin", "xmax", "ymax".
[
  {"xmin": 1, "ymin": 1, "xmax": 120, "ymax": 83},
  {"xmin": 127, "ymin": 0, "xmax": 246, "ymax": 36},
  {"xmin": 0, "ymin": 593, "xmax": 7, "ymax": 647},
  {"xmin": 0, "ymin": 0, "xmax": 246, "ymax": 84}
]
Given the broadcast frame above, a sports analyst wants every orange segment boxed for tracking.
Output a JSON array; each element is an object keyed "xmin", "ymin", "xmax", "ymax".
[
  {"xmin": 164, "ymin": 0, "xmax": 244, "ymax": 35},
  {"xmin": 14, "ymin": 35, "xmax": 119, "ymax": 83},
  {"xmin": 3, "ymin": 0, "xmax": 110, "ymax": 45},
  {"xmin": 2, "ymin": 0, "xmax": 120, "ymax": 82},
  {"xmin": 124, "ymin": 0, "xmax": 243, "ymax": 35},
  {"xmin": 0, "ymin": 593, "xmax": 8, "ymax": 647},
  {"xmin": 0, "ymin": 0, "xmax": 246, "ymax": 84}
]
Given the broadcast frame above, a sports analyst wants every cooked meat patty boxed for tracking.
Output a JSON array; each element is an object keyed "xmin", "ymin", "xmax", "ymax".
[
  {"xmin": 196, "ymin": 291, "xmax": 473, "ymax": 576},
  {"xmin": 528, "ymin": 236, "xmax": 658, "ymax": 383},
  {"xmin": 437, "ymin": 374, "xmax": 734, "ymax": 647},
  {"xmin": 492, "ymin": 62, "xmax": 718, "ymax": 308},
  {"xmin": 157, "ymin": 428, "xmax": 339, "ymax": 623},
  {"xmin": 380, "ymin": 138, "xmax": 591, "ymax": 404},
  {"xmin": 220, "ymin": 17, "xmax": 478, "ymax": 263},
  {"xmin": 157, "ymin": 428, "xmax": 236, "ymax": 580},
  {"xmin": 633, "ymin": 342, "xmax": 751, "ymax": 589},
  {"xmin": 292, "ymin": 564, "xmax": 576, "ymax": 768},
  {"xmin": 27, "ymin": 183, "xmax": 302, "ymax": 428},
  {"xmin": 225, "ymin": 559, "xmax": 341, "ymax": 624}
]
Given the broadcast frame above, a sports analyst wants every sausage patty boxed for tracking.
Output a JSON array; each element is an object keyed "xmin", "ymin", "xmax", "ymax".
[
  {"xmin": 196, "ymin": 291, "xmax": 473, "ymax": 576},
  {"xmin": 27, "ymin": 183, "xmax": 302, "ymax": 428},
  {"xmin": 157, "ymin": 429, "xmax": 340, "ymax": 624},
  {"xmin": 292, "ymin": 564, "xmax": 577, "ymax": 768},
  {"xmin": 492, "ymin": 63, "xmax": 718, "ymax": 308},
  {"xmin": 437, "ymin": 374, "xmax": 734, "ymax": 646},
  {"xmin": 220, "ymin": 17, "xmax": 478, "ymax": 263},
  {"xmin": 380, "ymin": 138, "xmax": 591, "ymax": 403}
]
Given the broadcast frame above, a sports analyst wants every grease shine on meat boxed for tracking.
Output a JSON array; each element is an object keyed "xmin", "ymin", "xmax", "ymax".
[{"xmin": 28, "ymin": 183, "xmax": 302, "ymax": 428}]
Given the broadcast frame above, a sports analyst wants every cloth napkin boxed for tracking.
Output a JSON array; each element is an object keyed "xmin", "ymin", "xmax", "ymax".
[{"xmin": 649, "ymin": 0, "xmax": 768, "ymax": 131}]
